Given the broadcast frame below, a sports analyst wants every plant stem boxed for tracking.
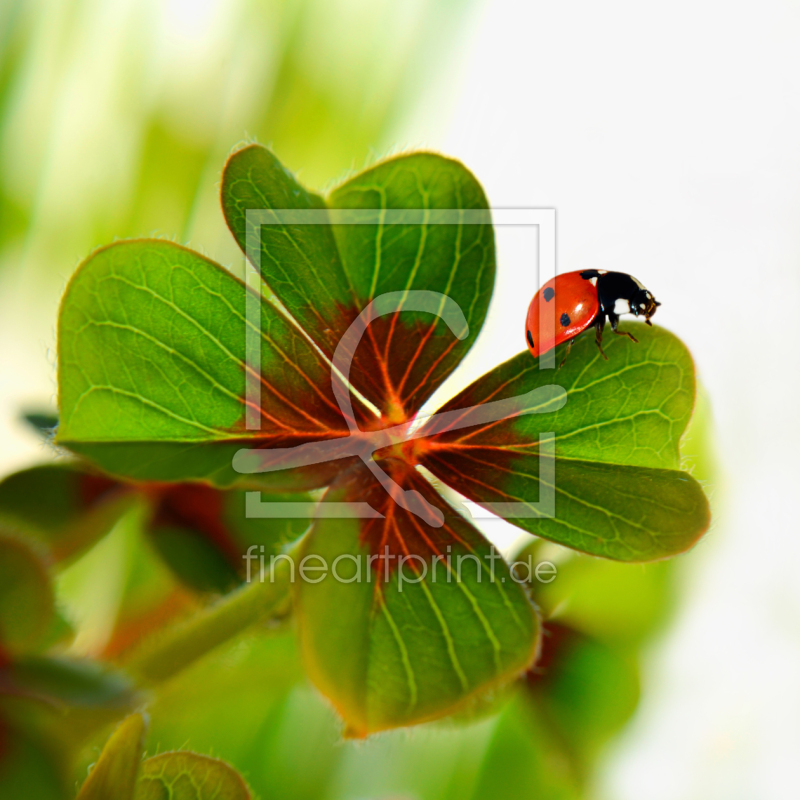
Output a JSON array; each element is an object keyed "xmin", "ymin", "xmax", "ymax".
[{"xmin": 122, "ymin": 554, "xmax": 294, "ymax": 686}]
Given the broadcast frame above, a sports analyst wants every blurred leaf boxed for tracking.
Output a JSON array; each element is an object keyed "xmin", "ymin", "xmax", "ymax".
[
  {"xmin": 146, "ymin": 484, "xmax": 311, "ymax": 595},
  {"xmin": 468, "ymin": 695, "xmax": 580, "ymax": 800},
  {"xmin": 0, "ymin": 658, "xmax": 139, "ymax": 796},
  {"xmin": 527, "ymin": 624, "xmax": 640, "ymax": 774},
  {"xmin": 7, "ymin": 656, "xmax": 138, "ymax": 709},
  {"xmin": 147, "ymin": 483, "xmax": 244, "ymax": 595},
  {"xmin": 77, "ymin": 713, "xmax": 147, "ymax": 800},
  {"xmin": 421, "ymin": 324, "xmax": 711, "ymax": 561},
  {"xmin": 466, "ymin": 625, "xmax": 639, "ymax": 798},
  {"xmin": 56, "ymin": 239, "xmax": 368, "ymax": 488},
  {"xmin": 148, "ymin": 525, "xmax": 240, "ymax": 596},
  {"xmin": 532, "ymin": 549, "xmax": 674, "ymax": 646},
  {"xmin": 0, "ymin": 717, "xmax": 68, "ymax": 800},
  {"xmin": 0, "ymin": 530, "xmax": 54, "ymax": 652},
  {"xmin": 0, "ymin": 462, "xmax": 311, "ymax": 596},
  {"xmin": 135, "ymin": 752, "xmax": 251, "ymax": 800},
  {"xmin": 58, "ymin": 482, "xmax": 308, "ymax": 668},
  {"xmin": 0, "ymin": 464, "xmax": 134, "ymax": 562},
  {"xmin": 56, "ymin": 503, "xmax": 154, "ymax": 659},
  {"xmin": 298, "ymin": 463, "xmax": 538, "ymax": 736},
  {"xmin": 21, "ymin": 410, "xmax": 59, "ymax": 437},
  {"xmin": 35, "ymin": 606, "xmax": 76, "ymax": 653}
]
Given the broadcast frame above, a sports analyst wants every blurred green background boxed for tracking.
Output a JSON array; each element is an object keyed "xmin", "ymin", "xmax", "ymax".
[
  {"xmin": 0, "ymin": 0, "xmax": 473, "ymax": 470},
  {"xmin": 0, "ymin": 1, "xmax": 717, "ymax": 798}
]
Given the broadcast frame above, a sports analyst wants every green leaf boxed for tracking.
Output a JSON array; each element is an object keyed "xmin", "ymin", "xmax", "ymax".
[
  {"xmin": 468, "ymin": 625, "xmax": 639, "ymax": 798},
  {"xmin": 0, "ymin": 531, "xmax": 54, "ymax": 652},
  {"xmin": 222, "ymin": 145, "xmax": 495, "ymax": 419},
  {"xmin": 0, "ymin": 463, "xmax": 311, "ymax": 593},
  {"xmin": 135, "ymin": 752, "xmax": 251, "ymax": 800},
  {"xmin": 468, "ymin": 694, "xmax": 580, "ymax": 800},
  {"xmin": 297, "ymin": 463, "xmax": 539, "ymax": 736},
  {"xmin": 528, "ymin": 546, "xmax": 675, "ymax": 645},
  {"xmin": 0, "ymin": 657, "xmax": 141, "ymax": 771},
  {"xmin": 77, "ymin": 713, "xmax": 147, "ymax": 800},
  {"xmin": 8, "ymin": 656, "xmax": 138, "ymax": 709},
  {"xmin": 21, "ymin": 410, "xmax": 59, "ymax": 437},
  {"xmin": 56, "ymin": 239, "xmax": 368, "ymax": 488},
  {"xmin": 146, "ymin": 484, "xmax": 311, "ymax": 594},
  {"xmin": 146, "ymin": 524, "xmax": 239, "ymax": 596},
  {"xmin": 421, "ymin": 324, "xmax": 710, "ymax": 561},
  {"xmin": 221, "ymin": 144, "xmax": 353, "ymax": 354},
  {"xmin": 526, "ymin": 624, "xmax": 640, "ymax": 772},
  {"xmin": 0, "ymin": 464, "xmax": 134, "ymax": 562},
  {"xmin": 327, "ymin": 153, "xmax": 495, "ymax": 418}
]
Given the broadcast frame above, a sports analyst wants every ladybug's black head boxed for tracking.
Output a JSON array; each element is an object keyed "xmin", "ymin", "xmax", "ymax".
[{"xmin": 631, "ymin": 288, "xmax": 661, "ymax": 325}]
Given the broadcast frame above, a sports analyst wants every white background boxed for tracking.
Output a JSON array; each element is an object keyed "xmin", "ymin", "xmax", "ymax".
[{"xmin": 403, "ymin": 1, "xmax": 800, "ymax": 797}]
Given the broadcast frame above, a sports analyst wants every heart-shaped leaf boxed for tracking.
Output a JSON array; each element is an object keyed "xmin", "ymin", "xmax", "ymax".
[
  {"xmin": 56, "ymin": 239, "xmax": 369, "ymax": 489},
  {"xmin": 420, "ymin": 324, "xmax": 710, "ymax": 561},
  {"xmin": 326, "ymin": 153, "xmax": 495, "ymax": 419},
  {"xmin": 135, "ymin": 752, "xmax": 251, "ymax": 800},
  {"xmin": 76, "ymin": 713, "xmax": 147, "ymax": 800},
  {"xmin": 222, "ymin": 145, "xmax": 495, "ymax": 420},
  {"xmin": 220, "ymin": 144, "xmax": 353, "ymax": 355},
  {"xmin": 297, "ymin": 462, "xmax": 538, "ymax": 736}
]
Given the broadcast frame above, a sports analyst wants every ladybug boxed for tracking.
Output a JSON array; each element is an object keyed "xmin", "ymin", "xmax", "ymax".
[{"xmin": 525, "ymin": 270, "xmax": 660, "ymax": 363}]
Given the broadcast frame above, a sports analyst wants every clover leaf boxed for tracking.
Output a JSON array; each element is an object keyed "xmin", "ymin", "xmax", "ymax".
[{"xmin": 55, "ymin": 145, "xmax": 709, "ymax": 733}]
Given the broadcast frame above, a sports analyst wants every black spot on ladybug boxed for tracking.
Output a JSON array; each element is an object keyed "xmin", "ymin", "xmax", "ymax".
[
  {"xmin": 543, "ymin": 287, "xmax": 555, "ymax": 302},
  {"xmin": 526, "ymin": 330, "xmax": 534, "ymax": 348},
  {"xmin": 560, "ymin": 312, "xmax": 571, "ymax": 327}
]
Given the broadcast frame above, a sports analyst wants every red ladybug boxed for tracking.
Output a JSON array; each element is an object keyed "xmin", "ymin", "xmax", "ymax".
[{"xmin": 525, "ymin": 270, "xmax": 660, "ymax": 363}]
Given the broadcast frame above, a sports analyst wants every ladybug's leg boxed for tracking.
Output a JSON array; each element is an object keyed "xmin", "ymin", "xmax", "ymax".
[
  {"xmin": 609, "ymin": 312, "xmax": 639, "ymax": 344},
  {"xmin": 594, "ymin": 315, "xmax": 609, "ymax": 360},
  {"xmin": 558, "ymin": 338, "xmax": 574, "ymax": 369}
]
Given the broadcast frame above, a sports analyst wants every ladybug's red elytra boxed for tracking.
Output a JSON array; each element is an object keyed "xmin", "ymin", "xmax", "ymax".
[{"xmin": 525, "ymin": 270, "xmax": 660, "ymax": 364}]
